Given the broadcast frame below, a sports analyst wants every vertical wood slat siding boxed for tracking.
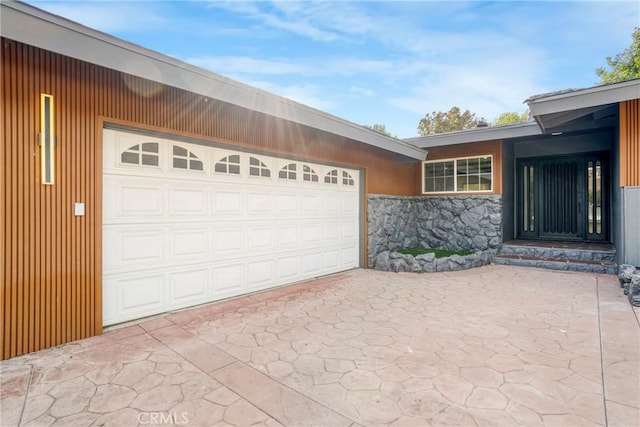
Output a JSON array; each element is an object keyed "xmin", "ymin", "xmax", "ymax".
[
  {"xmin": 419, "ymin": 140, "xmax": 503, "ymax": 194},
  {"xmin": 2, "ymin": 38, "xmax": 417, "ymax": 359},
  {"xmin": 620, "ymin": 99, "xmax": 640, "ymax": 187}
]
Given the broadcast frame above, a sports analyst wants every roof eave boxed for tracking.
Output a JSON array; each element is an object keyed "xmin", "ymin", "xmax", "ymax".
[
  {"xmin": 527, "ymin": 79, "xmax": 640, "ymax": 117},
  {"xmin": 406, "ymin": 122, "xmax": 541, "ymax": 148},
  {"xmin": 0, "ymin": 1, "xmax": 426, "ymax": 161}
]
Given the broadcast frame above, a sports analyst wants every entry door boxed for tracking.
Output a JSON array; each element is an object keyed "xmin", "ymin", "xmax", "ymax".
[{"xmin": 517, "ymin": 153, "xmax": 607, "ymax": 241}]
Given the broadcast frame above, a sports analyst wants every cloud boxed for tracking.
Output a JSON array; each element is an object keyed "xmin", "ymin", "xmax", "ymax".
[
  {"xmin": 29, "ymin": 1, "xmax": 167, "ymax": 33},
  {"xmin": 232, "ymin": 78, "xmax": 335, "ymax": 111},
  {"xmin": 349, "ymin": 86, "xmax": 375, "ymax": 96},
  {"xmin": 185, "ymin": 55, "xmax": 393, "ymax": 78}
]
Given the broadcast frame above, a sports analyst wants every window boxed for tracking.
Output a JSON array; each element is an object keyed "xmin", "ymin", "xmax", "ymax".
[
  {"xmin": 121, "ymin": 142, "xmax": 159, "ymax": 166},
  {"xmin": 324, "ymin": 169, "xmax": 338, "ymax": 184},
  {"xmin": 249, "ymin": 157, "xmax": 271, "ymax": 177},
  {"xmin": 303, "ymin": 165, "xmax": 318, "ymax": 182},
  {"xmin": 423, "ymin": 156, "xmax": 492, "ymax": 193},
  {"xmin": 215, "ymin": 155, "xmax": 241, "ymax": 174},
  {"xmin": 172, "ymin": 145, "xmax": 203, "ymax": 171},
  {"xmin": 279, "ymin": 163, "xmax": 297, "ymax": 180},
  {"xmin": 342, "ymin": 171, "xmax": 355, "ymax": 186}
]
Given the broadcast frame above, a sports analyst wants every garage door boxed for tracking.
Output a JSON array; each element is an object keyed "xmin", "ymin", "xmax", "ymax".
[{"xmin": 103, "ymin": 129, "xmax": 361, "ymax": 326}]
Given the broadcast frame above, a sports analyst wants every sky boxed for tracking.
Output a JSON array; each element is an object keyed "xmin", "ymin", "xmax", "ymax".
[{"xmin": 27, "ymin": 0, "xmax": 640, "ymax": 138}]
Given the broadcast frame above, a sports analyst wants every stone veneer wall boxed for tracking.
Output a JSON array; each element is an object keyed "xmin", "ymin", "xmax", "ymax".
[
  {"xmin": 367, "ymin": 195, "xmax": 418, "ymax": 266},
  {"xmin": 368, "ymin": 194, "xmax": 502, "ymax": 266},
  {"xmin": 415, "ymin": 195, "xmax": 503, "ymax": 252}
]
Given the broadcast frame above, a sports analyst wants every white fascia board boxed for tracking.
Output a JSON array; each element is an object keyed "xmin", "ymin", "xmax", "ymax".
[
  {"xmin": 405, "ymin": 122, "xmax": 541, "ymax": 148},
  {"xmin": 527, "ymin": 79, "xmax": 640, "ymax": 117},
  {"xmin": 0, "ymin": 1, "xmax": 426, "ymax": 161}
]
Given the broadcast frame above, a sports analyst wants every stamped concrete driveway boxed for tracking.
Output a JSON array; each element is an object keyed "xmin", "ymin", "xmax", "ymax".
[{"xmin": 1, "ymin": 265, "xmax": 639, "ymax": 427}]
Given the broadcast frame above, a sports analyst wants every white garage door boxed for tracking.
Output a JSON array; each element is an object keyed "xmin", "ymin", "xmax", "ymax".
[{"xmin": 103, "ymin": 129, "xmax": 361, "ymax": 326}]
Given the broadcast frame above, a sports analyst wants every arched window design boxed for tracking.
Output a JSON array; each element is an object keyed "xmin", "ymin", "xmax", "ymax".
[
  {"xmin": 303, "ymin": 165, "xmax": 318, "ymax": 182},
  {"xmin": 342, "ymin": 171, "xmax": 355, "ymax": 186},
  {"xmin": 249, "ymin": 157, "xmax": 271, "ymax": 177},
  {"xmin": 324, "ymin": 169, "xmax": 338, "ymax": 184},
  {"xmin": 173, "ymin": 145, "xmax": 203, "ymax": 171},
  {"xmin": 215, "ymin": 154, "xmax": 241, "ymax": 174},
  {"xmin": 121, "ymin": 142, "xmax": 159, "ymax": 166},
  {"xmin": 279, "ymin": 163, "xmax": 297, "ymax": 180}
]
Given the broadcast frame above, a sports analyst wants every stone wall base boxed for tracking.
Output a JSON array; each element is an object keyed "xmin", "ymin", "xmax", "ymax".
[{"xmin": 372, "ymin": 250, "xmax": 496, "ymax": 273}]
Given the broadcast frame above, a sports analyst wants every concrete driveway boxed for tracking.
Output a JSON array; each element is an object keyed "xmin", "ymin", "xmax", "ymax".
[{"xmin": 1, "ymin": 266, "xmax": 639, "ymax": 426}]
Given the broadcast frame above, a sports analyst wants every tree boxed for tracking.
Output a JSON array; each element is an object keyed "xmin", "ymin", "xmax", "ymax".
[
  {"xmin": 417, "ymin": 106, "xmax": 478, "ymax": 136},
  {"xmin": 365, "ymin": 123, "xmax": 392, "ymax": 136},
  {"xmin": 493, "ymin": 111, "xmax": 529, "ymax": 126},
  {"xmin": 596, "ymin": 27, "xmax": 640, "ymax": 84}
]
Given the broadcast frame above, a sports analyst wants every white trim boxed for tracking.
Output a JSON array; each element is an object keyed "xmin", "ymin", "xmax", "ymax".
[
  {"xmin": 408, "ymin": 122, "xmax": 541, "ymax": 148},
  {"xmin": 422, "ymin": 155, "xmax": 494, "ymax": 194}
]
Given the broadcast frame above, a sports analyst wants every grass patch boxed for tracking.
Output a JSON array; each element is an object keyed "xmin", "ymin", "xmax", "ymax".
[{"xmin": 397, "ymin": 247, "xmax": 472, "ymax": 258}]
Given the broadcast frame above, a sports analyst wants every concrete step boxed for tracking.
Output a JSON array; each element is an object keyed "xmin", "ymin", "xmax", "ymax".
[
  {"xmin": 499, "ymin": 243, "xmax": 616, "ymax": 262},
  {"xmin": 494, "ymin": 253, "xmax": 617, "ymax": 274}
]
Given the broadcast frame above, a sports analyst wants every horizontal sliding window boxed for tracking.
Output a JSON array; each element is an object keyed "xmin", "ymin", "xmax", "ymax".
[{"xmin": 423, "ymin": 155, "xmax": 492, "ymax": 193}]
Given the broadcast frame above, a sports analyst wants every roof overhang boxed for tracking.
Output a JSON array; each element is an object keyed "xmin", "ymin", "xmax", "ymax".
[
  {"xmin": 526, "ymin": 79, "xmax": 640, "ymax": 132},
  {"xmin": 406, "ymin": 121, "xmax": 541, "ymax": 148},
  {"xmin": 0, "ymin": 1, "xmax": 426, "ymax": 161}
]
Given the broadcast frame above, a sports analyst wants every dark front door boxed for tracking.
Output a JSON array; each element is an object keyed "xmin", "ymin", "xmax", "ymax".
[{"xmin": 517, "ymin": 153, "xmax": 608, "ymax": 241}]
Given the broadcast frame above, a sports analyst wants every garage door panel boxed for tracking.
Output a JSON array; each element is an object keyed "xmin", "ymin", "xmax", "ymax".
[
  {"xmin": 277, "ymin": 224, "xmax": 298, "ymax": 246},
  {"xmin": 248, "ymin": 226, "xmax": 274, "ymax": 250},
  {"xmin": 247, "ymin": 260, "xmax": 276, "ymax": 288},
  {"xmin": 302, "ymin": 252, "xmax": 323, "ymax": 275},
  {"xmin": 214, "ymin": 191, "xmax": 243, "ymax": 213},
  {"xmin": 323, "ymin": 250, "xmax": 340, "ymax": 270},
  {"xmin": 302, "ymin": 223, "xmax": 321, "ymax": 244},
  {"xmin": 121, "ymin": 275, "xmax": 165, "ymax": 312},
  {"xmin": 341, "ymin": 247, "xmax": 357, "ymax": 266},
  {"xmin": 169, "ymin": 187, "xmax": 208, "ymax": 216},
  {"xmin": 302, "ymin": 194, "xmax": 321, "ymax": 212},
  {"xmin": 170, "ymin": 269, "xmax": 209, "ymax": 301},
  {"xmin": 214, "ymin": 228, "xmax": 244, "ymax": 253},
  {"xmin": 247, "ymin": 192, "xmax": 273, "ymax": 214},
  {"xmin": 278, "ymin": 256, "xmax": 300, "ymax": 280},
  {"xmin": 103, "ymin": 228, "xmax": 165, "ymax": 272},
  {"xmin": 172, "ymin": 228, "xmax": 209, "ymax": 259},
  {"xmin": 213, "ymin": 264, "xmax": 245, "ymax": 294},
  {"xmin": 277, "ymin": 193, "xmax": 298, "ymax": 213},
  {"xmin": 324, "ymin": 223, "xmax": 341, "ymax": 241},
  {"xmin": 104, "ymin": 129, "xmax": 360, "ymax": 326}
]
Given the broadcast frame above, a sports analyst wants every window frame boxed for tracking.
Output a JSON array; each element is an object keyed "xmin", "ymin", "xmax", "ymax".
[
  {"xmin": 422, "ymin": 155, "xmax": 493, "ymax": 194},
  {"xmin": 172, "ymin": 144, "xmax": 204, "ymax": 172},
  {"xmin": 120, "ymin": 142, "xmax": 160, "ymax": 167}
]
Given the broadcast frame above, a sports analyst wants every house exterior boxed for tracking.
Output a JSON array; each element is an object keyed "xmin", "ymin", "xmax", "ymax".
[
  {"xmin": 0, "ymin": 1, "xmax": 427, "ymax": 360},
  {"xmin": 1, "ymin": 1, "xmax": 638, "ymax": 360},
  {"xmin": 400, "ymin": 80, "xmax": 640, "ymax": 269}
]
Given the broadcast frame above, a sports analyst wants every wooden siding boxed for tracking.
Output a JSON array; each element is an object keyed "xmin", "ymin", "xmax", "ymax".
[
  {"xmin": 421, "ymin": 140, "xmax": 503, "ymax": 194},
  {"xmin": 1, "ymin": 38, "xmax": 417, "ymax": 359},
  {"xmin": 620, "ymin": 99, "xmax": 640, "ymax": 187}
]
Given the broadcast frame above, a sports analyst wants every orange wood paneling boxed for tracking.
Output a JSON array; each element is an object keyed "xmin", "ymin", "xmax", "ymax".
[
  {"xmin": 620, "ymin": 99, "xmax": 640, "ymax": 187},
  {"xmin": 1, "ymin": 38, "xmax": 417, "ymax": 359},
  {"xmin": 420, "ymin": 140, "xmax": 503, "ymax": 195}
]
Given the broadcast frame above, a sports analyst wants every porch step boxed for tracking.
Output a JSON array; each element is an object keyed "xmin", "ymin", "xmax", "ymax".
[
  {"xmin": 493, "ymin": 253, "xmax": 617, "ymax": 274},
  {"xmin": 495, "ymin": 241, "xmax": 617, "ymax": 274}
]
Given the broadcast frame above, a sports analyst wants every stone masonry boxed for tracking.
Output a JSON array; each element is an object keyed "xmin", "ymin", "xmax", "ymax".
[{"xmin": 368, "ymin": 194, "xmax": 502, "ymax": 266}]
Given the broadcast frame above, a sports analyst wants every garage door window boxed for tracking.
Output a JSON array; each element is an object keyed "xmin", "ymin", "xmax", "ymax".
[
  {"xmin": 343, "ymin": 171, "xmax": 355, "ymax": 186},
  {"xmin": 325, "ymin": 169, "xmax": 338, "ymax": 184},
  {"xmin": 121, "ymin": 142, "xmax": 159, "ymax": 166},
  {"xmin": 215, "ymin": 155, "xmax": 241, "ymax": 174},
  {"xmin": 279, "ymin": 163, "xmax": 297, "ymax": 180},
  {"xmin": 303, "ymin": 165, "xmax": 319, "ymax": 182},
  {"xmin": 249, "ymin": 157, "xmax": 271, "ymax": 177},
  {"xmin": 172, "ymin": 145, "xmax": 203, "ymax": 171}
]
